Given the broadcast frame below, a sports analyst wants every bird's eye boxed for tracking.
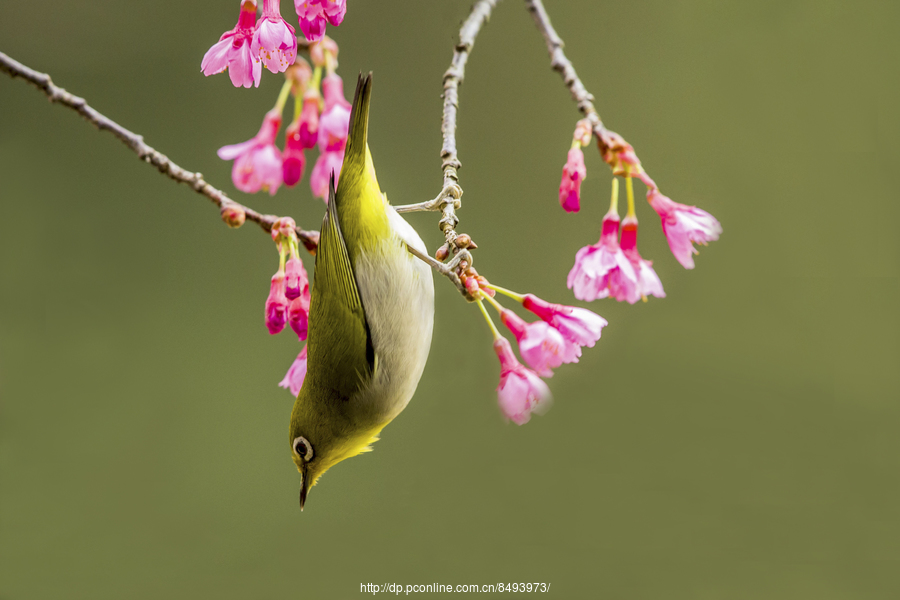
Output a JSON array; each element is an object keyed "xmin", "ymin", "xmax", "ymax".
[{"xmin": 293, "ymin": 436, "xmax": 314, "ymax": 462}]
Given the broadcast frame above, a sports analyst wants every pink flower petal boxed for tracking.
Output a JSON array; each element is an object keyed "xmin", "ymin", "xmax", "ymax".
[
  {"xmin": 559, "ymin": 147, "xmax": 586, "ymax": 213},
  {"xmin": 648, "ymin": 189, "xmax": 722, "ymax": 269},
  {"xmin": 279, "ymin": 346, "xmax": 308, "ymax": 396},
  {"xmin": 493, "ymin": 337, "xmax": 553, "ymax": 425},
  {"xmin": 265, "ymin": 272, "xmax": 288, "ymax": 334}
]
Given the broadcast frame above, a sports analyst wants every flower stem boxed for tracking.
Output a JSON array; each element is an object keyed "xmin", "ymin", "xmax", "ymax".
[
  {"xmin": 483, "ymin": 292, "xmax": 504, "ymax": 313},
  {"xmin": 477, "ymin": 300, "xmax": 501, "ymax": 340},
  {"xmin": 483, "ymin": 283, "xmax": 525, "ymax": 303},
  {"xmin": 609, "ymin": 177, "xmax": 619, "ymax": 214},
  {"xmin": 274, "ymin": 79, "xmax": 293, "ymax": 114},
  {"xmin": 278, "ymin": 242, "xmax": 287, "ymax": 272},
  {"xmin": 625, "ymin": 175, "xmax": 636, "ymax": 219},
  {"xmin": 310, "ymin": 66, "xmax": 322, "ymax": 95},
  {"xmin": 293, "ymin": 92, "xmax": 303, "ymax": 124}
]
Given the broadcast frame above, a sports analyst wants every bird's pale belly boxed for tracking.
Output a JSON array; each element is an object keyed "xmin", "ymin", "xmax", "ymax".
[{"xmin": 353, "ymin": 214, "xmax": 434, "ymax": 423}]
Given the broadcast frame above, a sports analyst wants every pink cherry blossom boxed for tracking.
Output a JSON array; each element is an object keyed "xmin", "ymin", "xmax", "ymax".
[
  {"xmin": 282, "ymin": 122, "xmax": 307, "ymax": 187},
  {"xmin": 297, "ymin": 95, "xmax": 320, "ymax": 149},
  {"xmin": 218, "ymin": 109, "xmax": 284, "ymax": 195},
  {"xmin": 619, "ymin": 215, "xmax": 665, "ymax": 303},
  {"xmin": 647, "ymin": 189, "xmax": 722, "ymax": 269},
  {"xmin": 310, "ymin": 150, "xmax": 343, "ymax": 199},
  {"xmin": 318, "ymin": 74, "xmax": 351, "ymax": 152},
  {"xmin": 288, "ymin": 294, "xmax": 309, "ymax": 341},
  {"xmin": 493, "ymin": 337, "xmax": 552, "ymax": 425},
  {"xmin": 317, "ymin": 104, "xmax": 350, "ymax": 152},
  {"xmin": 284, "ymin": 256, "xmax": 309, "ymax": 301},
  {"xmin": 522, "ymin": 294, "xmax": 607, "ymax": 348},
  {"xmin": 251, "ymin": 0, "xmax": 298, "ymax": 74},
  {"xmin": 500, "ymin": 309, "xmax": 581, "ymax": 377},
  {"xmin": 295, "ymin": 0, "xmax": 347, "ymax": 43},
  {"xmin": 201, "ymin": 0, "xmax": 262, "ymax": 88},
  {"xmin": 309, "ymin": 35, "xmax": 339, "ymax": 68},
  {"xmin": 559, "ymin": 147, "xmax": 586, "ymax": 213},
  {"xmin": 321, "ymin": 73, "xmax": 351, "ymax": 109},
  {"xmin": 265, "ymin": 271, "xmax": 289, "ymax": 334},
  {"xmin": 279, "ymin": 346, "xmax": 308, "ymax": 396},
  {"xmin": 567, "ymin": 212, "xmax": 638, "ymax": 302}
]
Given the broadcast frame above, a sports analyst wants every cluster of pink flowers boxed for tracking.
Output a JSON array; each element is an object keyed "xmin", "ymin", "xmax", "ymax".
[
  {"xmin": 567, "ymin": 179, "xmax": 665, "ymax": 304},
  {"xmin": 295, "ymin": 0, "xmax": 346, "ymax": 43},
  {"xmin": 473, "ymin": 281, "xmax": 607, "ymax": 425},
  {"xmin": 558, "ymin": 119, "xmax": 722, "ymax": 303},
  {"xmin": 201, "ymin": 0, "xmax": 347, "ymax": 88},
  {"xmin": 200, "ymin": 6, "xmax": 352, "ymax": 398},
  {"xmin": 262, "ymin": 219, "xmax": 312, "ymax": 395},
  {"xmin": 214, "ymin": 37, "xmax": 352, "ymax": 200}
]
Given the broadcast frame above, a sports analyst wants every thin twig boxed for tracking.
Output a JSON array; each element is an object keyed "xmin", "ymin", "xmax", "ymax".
[
  {"xmin": 395, "ymin": 0, "xmax": 500, "ymax": 301},
  {"xmin": 523, "ymin": 0, "xmax": 627, "ymax": 168},
  {"xmin": 395, "ymin": 0, "xmax": 500, "ymax": 249},
  {"xmin": 0, "ymin": 50, "xmax": 319, "ymax": 250}
]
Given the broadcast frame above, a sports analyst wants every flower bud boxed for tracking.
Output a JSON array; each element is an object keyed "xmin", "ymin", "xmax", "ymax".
[
  {"xmin": 559, "ymin": 147, "xmax": 586, "ymax": 213},
  {"xmin": 271, "ymin": 217, "xmax": 297, "ymax": 242},
  {"xmin": 309, "ymin": 35, "xmax": 340, "ymax": 66},
  {"xmin": 435, "ymin": 244, "xmax": 450, "ymax": 261},
  {"xmin": 220, "ymin": 204, "xmax": 246, "ymax": 228},
  {"xmin": 298, "ymin": 96, "xmax": 321, "ymax": 149},
  {"xmin": 455, "ymin": 233, "xmax": 474, "ymax": 249},
  {"xmin": 284, "ymin": 256, "xmax": 308, "ymax": 301},
  {"xmin": 282, "ymin": 122, "xmax": 307, "ymax": 187},
  {"xmin": 573, "ymin": 118, "xmax": 592, "ymax": 147},
  {"xmin": 465, "ymin": 277, "xmax": 481, "ymax": 298},
  {"xmin": 288, "ymin": 296, "xmax": 309, "ymax": 341},
  {"xmin": 265, "ymin": 272, "xmax": 289, "ymax": 335}
]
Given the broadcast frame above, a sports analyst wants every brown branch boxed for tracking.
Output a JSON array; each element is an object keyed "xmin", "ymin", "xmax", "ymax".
[
  {"xmin": 524, "ymin": 0, "xmax": 631, "ymax": 171},
  {"xmin": 0, "ymin": 50, "xmax": 319, "ymax": 250},
  {"xmin": 395, "ymin": 0, "xmax": 501, "ymax": 250}
]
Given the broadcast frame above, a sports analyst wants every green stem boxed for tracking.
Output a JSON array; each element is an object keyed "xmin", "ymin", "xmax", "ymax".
[
  {"xmin": 483, "ymin": 292, "xmax": 504, "ymax": 313},
  {"xmin": 310, "ymin": 66, "xmax": 322, "ymax": 95},
  {"xmin": 477, "ymin": 300, "xmax": 501, "ymax": 340},
  {"xmin": 625, "ymin": 175, "xmax": 636, "ymax": 219},
  {"xmin": 483, "ymin": 283, "xmax": 525, "ymax": 303},
  {"xmin": 274, "ymin": 79, "xmax": 292, "ymax": 114},
  {"xmin": 293, "ymin": 92, "xmax": 303, "ymax": 124},
  {"xmin": 609, "ymin": 177, "xmax": 619, "ymax": 214},
  {"xmin": 278, "ymin": 243, "xmax": 287, "ymax": 272}
]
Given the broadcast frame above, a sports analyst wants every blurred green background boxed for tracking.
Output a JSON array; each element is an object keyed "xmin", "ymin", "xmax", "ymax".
[{"xmin": 2, "ymin": 0, "xmax": 898, "ymax": 598}]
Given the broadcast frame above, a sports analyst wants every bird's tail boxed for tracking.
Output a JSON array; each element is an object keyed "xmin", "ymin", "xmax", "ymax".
[
  {"xmin": 344, "ymin": 72, "xmax": 372, "ymax": 173},
  {"xmin": 333, "ymin": 72, "xmax": 389, "ymax": 249}
]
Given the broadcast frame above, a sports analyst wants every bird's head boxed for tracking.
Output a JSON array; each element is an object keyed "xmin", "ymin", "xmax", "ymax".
[{"xmin": 289, "ymin": 397, "xmax": 386, "ymax": 510}]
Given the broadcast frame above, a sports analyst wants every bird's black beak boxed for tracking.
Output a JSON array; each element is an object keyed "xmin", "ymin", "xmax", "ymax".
[{"xmin": 299, "ymin": 470, "xmax": 309, "ymax": 511}]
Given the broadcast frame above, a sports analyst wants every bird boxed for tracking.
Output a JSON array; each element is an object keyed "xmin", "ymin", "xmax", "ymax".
[{"xmin": 289, "ymin": 73, "xmax": 435, "ymax": 510}]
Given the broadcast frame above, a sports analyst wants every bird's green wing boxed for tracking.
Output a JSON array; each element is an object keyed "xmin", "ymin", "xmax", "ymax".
[{"xmin": 307, "ymin": 176, "xmax": 375, "ymax": 399}]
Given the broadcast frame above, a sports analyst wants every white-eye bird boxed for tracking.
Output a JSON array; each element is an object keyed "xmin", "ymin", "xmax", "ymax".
[{"xmin": 289, "ymin": 74, "xmax": 434, "ymax": 509}]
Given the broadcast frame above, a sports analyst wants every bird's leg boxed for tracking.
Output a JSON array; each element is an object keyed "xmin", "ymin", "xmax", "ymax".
[
  {"xmin": 394, "ymin": 183, "xmax": 463, "ymax": 214},
  {"xmin": 405, "ymin": 244, "xmax": 476, "ymax": 301}
]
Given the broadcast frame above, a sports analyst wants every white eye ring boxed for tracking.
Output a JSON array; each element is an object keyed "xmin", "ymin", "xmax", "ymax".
[{"xmin": 293, "ymin": 436, "xmax": 314, "ymax": 462}]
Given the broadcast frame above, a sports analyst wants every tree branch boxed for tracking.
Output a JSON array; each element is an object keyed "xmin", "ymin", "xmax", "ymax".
[
  {"xmin": 395, "ymin": 0, "xmax": 500, "ymax": 250},
  {"xmin": 394, "ymin": 0, "xmax": 500, "ymax": 302},
  {"xmin": 523, "ymin": 0, "xmax": 631, "ymax": 173},
  {"xmin": 0, "ymin": 50, "xmax": 319, "ymax": 251}
]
